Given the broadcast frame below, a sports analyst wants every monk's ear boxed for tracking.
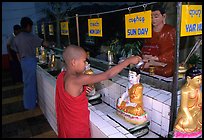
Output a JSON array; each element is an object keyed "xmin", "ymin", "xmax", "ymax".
[{"xmin": 71, "ymin": 58, "xmax": 76, "ymax": 66}]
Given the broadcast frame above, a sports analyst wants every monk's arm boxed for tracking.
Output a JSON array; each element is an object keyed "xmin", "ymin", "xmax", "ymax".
[{"xmin": 75, "ymin": 56, "xmax": 141, "ymax": 86}]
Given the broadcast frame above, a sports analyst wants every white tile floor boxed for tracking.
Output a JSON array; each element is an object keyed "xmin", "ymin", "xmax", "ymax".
[{"xmin": 92, "ymin": 102, "xmax": 161, "ymax": 138}]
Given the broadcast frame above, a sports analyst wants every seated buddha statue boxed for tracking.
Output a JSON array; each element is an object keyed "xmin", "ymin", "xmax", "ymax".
[
  {"xmin": 173, "ymin": 66, "xmax": 202, "ymax": 138},
  {"xmin": 141, "ymin": 4, "xmax": 176, "ymax": 77},
  {"xmin": 116, "ymin": 67, "xmax": 148, "ymax": 125}
]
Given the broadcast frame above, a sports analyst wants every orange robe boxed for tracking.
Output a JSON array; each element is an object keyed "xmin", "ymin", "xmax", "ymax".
[
  {"xmin": 141, "ymin": 24, "xmax": 176, "ymax": 77},
  {"xmin": 55, "ymin": 71, "xmax": 91, "ymax": 138}
]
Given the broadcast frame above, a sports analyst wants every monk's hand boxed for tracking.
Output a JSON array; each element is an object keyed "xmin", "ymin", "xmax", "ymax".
[
  {"xmin": 86, "ymin": 86, "xmax": 93, "ymax": 94},
  {"xmin": 127, "ymin": 55, "xmax": 142, "ymax": 65}
]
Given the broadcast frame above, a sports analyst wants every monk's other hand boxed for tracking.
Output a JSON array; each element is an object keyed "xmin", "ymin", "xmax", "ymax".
[{"xmin": 86, "ymin": 86, "xmax": 93, "ymax": 94}]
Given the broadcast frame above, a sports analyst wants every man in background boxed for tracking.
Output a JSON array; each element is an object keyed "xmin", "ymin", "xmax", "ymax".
[
  {"xmin": 14, "ymin": 17, "xmax": 49, "ymax": 110},
  {"xmin": 7, "ymin": 24, "xmax": 22, "ymax": 84}
]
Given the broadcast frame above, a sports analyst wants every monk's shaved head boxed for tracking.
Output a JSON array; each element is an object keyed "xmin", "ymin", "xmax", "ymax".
[{"xmin": 63, "ymin": 45, "xmax": 86, "ymax": 65}]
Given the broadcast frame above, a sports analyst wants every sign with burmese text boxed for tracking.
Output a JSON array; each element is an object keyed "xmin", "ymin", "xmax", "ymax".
[
  {"xmin": 60, "ymin": 21, "xmax": 69, "ymax": 35},
  {"xmin": 88, "ymin": 18, "xmax": 102, "ymax": 37},
  {"xmin": 125, "ymin": 10, "xmax": 152, "ymax": 38},
  {"xmin": 41, "ymin": 24, "xmax": 45, "ymax": 34},
  {"xmin": 181, "ymin": 5, "xmax": 202, "ymax": 37},
  {"xmin": 49, "ymin": 24, "xmax": 54, "ymax": 35}
]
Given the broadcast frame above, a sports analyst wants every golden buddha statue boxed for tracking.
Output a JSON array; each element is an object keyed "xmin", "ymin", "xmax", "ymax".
[
  {"xmin": 50, "ymin": 53, "xmax": 56, "ymax": 70},
  {"xmin": 40, "ymin": 46, "xmax": 46, "ymax": 64},
  {"xmin": 173, "ymin": 66, "xmax": 202, "ymax": 138},
  {"xmin": 36, "ymin": 47, "xmax": 39, "ymax": 58},
  {"xmin": 84, "ymin": 62, "xmax": 96, "ymax": 96},
  {"xmin": 116, "ymin": 68, "xmax": 148, "ymax": 125}
]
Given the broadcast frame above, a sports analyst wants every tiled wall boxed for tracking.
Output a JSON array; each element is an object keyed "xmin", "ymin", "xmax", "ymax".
[
  {"xmin": 92, "ymin": 67, "xmax": 182, "ymax": 138},
  {"xmin": 36, "ymin": 66, "xmax": 58, "ymax": 135}
]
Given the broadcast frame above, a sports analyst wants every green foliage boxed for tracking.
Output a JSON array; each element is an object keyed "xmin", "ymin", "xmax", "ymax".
[
  {"xmin": 121, "ymin": 41, "xmax": 142, "ymax": 58},
  {"xmin": 108, "ymin": 39, "xmax": 122, "ymax": 57},
  {"xmin": 107, "ymin": 38, "xmax": 143, "ymax": 63},
  {"xmin": 187, "ymin": 53, "xmax": 201, "ymax": 65}
]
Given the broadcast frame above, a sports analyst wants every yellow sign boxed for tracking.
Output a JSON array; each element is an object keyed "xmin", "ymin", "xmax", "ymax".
[
  {"xmin": 180, "ymin": 5, "xmax": 202, "ymax": 37},
  {"xmin": 49, "ymin": 24, "xmax": 54, "ymax": 35},
  {"xmin": 88, "ymin": 18, "xmax": 102, "ymax": 37},
  {"xmin": 125, "ymin": 10, "xmax": 152, "ymax": 38},
  {"xmin": 41, "ymin": 24, "xmax": 45, "ymax": 34},
  {"xmin": 60, "ymin": 21, "xmax": 69, "ymax": 35}
]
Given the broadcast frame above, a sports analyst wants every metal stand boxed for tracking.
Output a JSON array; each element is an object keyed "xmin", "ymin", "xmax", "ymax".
[
  {"xmin": 107, "ymin": 111, "xmax": 150, "ymax": 137},
  {"xmin": 87, "ymin": 93, "xmax": 102, "ymax": 105}
]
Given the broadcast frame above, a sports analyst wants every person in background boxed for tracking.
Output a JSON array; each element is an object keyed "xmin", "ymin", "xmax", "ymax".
[
  {"xmin": 141, "ymin": 3, "xmax": 176, "ymax": 77},
  {"xmin": 13, "ymin": 17, "xmax": 49, "ymax": 110},
  {"xmin": 6, "ymin": 24, "xmax": 22, "ymax": 84},
  {"xmin": 55, "ymin": 45, "xmax": 141, "ymax": 138}
]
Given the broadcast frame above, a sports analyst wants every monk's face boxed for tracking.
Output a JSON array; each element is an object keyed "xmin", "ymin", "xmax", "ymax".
[
  {"xmin": 75, "ymin": 51, "xmax": 87, "ymax": 74},
  {"xmin": 151, "ymin": 10, "xmax": 165, "ymax": 27}
]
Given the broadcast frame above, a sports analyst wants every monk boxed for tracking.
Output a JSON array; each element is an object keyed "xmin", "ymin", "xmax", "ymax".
[
  {"xmin": 141, "ymin": 4, "xmax": 176, "ymax": 77},
  {"xmin": 173, "ymin": 66, "xmax": 202, "ymax": 138},
  {"xmin": 55, "ymin": 45, "xmax": 142, "ymax": 138}
]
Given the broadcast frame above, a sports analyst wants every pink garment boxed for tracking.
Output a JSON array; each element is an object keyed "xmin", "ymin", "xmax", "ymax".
[{"xmin": 174, "ymin": 130, "xmax": 202, "ymax": 138}]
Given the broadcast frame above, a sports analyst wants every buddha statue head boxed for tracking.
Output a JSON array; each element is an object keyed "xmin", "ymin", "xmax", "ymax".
[
  {"xmin": 185, "ymin": 66, "xmax": 202, "ymax": 89},
  {"xmin": 128, "ymin": 67, "xmax": 141, "ymax": 85}
]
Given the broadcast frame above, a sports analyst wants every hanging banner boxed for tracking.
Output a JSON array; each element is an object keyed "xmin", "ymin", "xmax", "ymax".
[
  {"xmin": 88, "ymin": 18, "xmax": 102, "ymax": 37},
  {"xmin": 125, "ymin": 10, "xmax": 152, "ymax": 38},
  {"xmin": 180, "ymin": 5, "xmax": 202, "ymax": 37},
  {"xmin": 60, "ymin": 21, "xmax": 69, "ymax": 35},
  {"xmin": 49, "ymin": 24, "xmax": 54, "ymax": 35},
  {"xmin": 41, "ymin": 24, "xmax": 45, "ymax": 35},
  {"xmin": 35, "ymin": 25, "xmax": 38, "ymax": 34}
]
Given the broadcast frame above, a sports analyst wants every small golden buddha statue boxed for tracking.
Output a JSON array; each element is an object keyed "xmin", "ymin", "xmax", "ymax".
[
  {"xmin": 84, "ymin": 62, "xmax": 96, "ymax": 96},
  {"xmin": 116, "ymin": 68, "xmax": 148, "ymax": 125},
  {"xmin": 36, "ymin": 47, "xmax": 39, "ymax": 58},
  {"xmin": 40, "ymin": 46, "xmax": 46, "ymax": 64},
  {"xmin": 173, "ymin": 66, "xmax": 202, "ymax": 138},
  {"xmin": 50, "ymin": 53, "xmax": 56, "ymax": 70}
]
